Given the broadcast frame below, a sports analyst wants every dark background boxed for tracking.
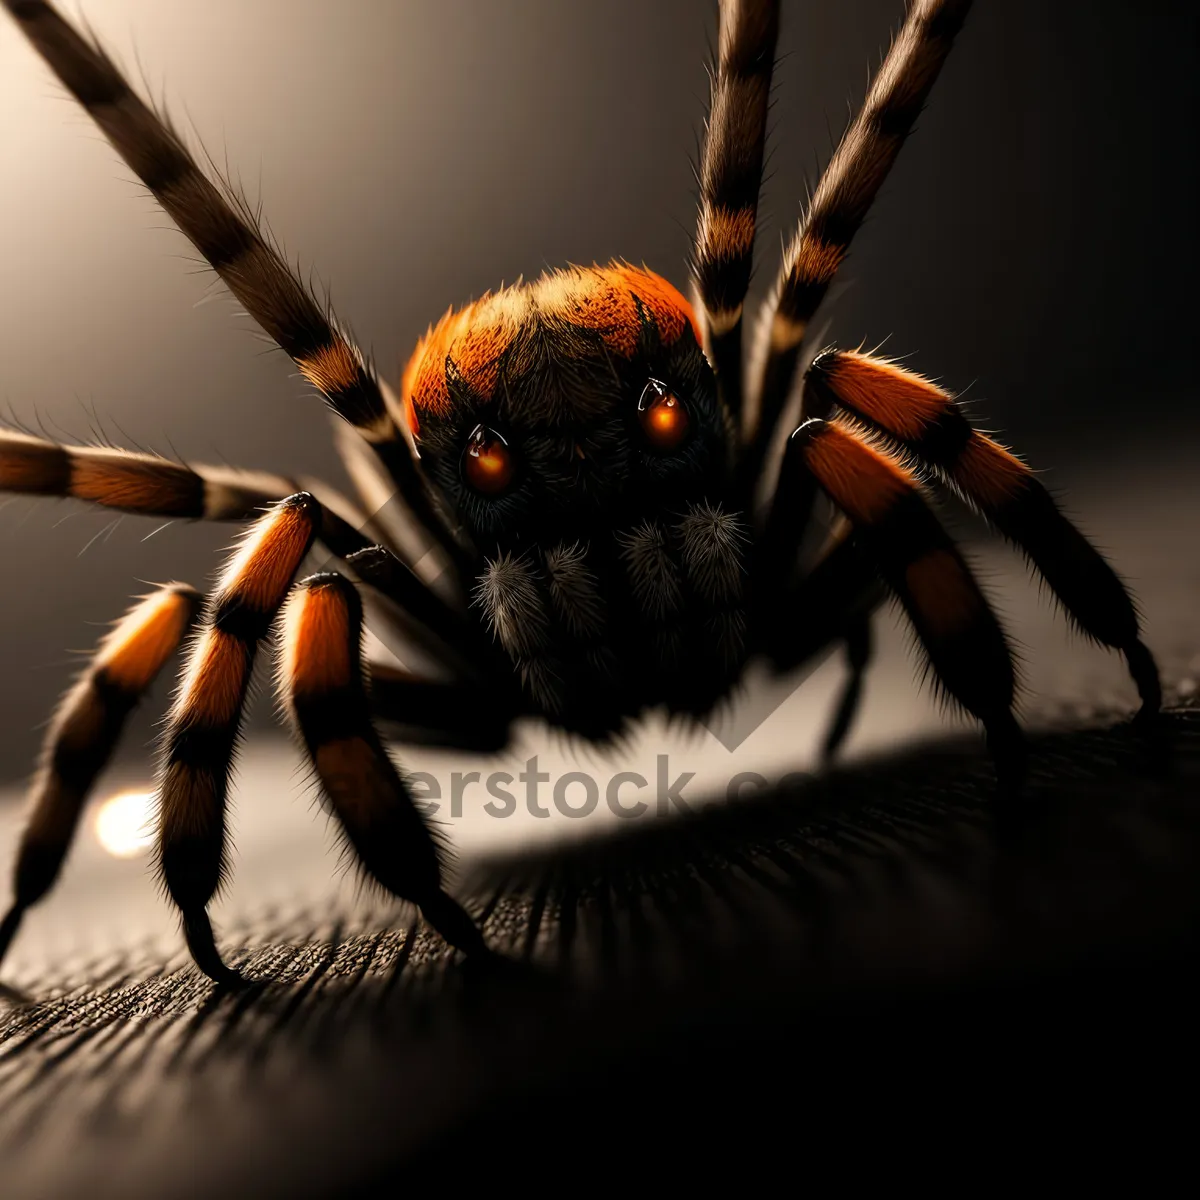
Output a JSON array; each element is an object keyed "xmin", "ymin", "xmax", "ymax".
[{"xmin": 0, "ymin": 0, "xmax": 1196, "ymax": 780}]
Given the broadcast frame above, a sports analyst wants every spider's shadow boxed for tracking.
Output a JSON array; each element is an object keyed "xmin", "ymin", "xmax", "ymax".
[{"xmin": 2, "ymin": 707, "xmax": 1197, "ymax": 1182}]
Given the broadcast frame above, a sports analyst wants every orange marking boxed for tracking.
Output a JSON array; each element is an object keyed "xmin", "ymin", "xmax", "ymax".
[
  {"xmin": 823, "ymin": 351, "xmax": 948, "ymax": 440},
  {"xmin": 787, "ymin": 234, "xmax": 846, "ymax": 291},
  {"xmin": 401, "ymin": 292, "xmax": 525, "ymax": 426},
  {"xmin": 286, "ymin": 582, "xmax": 356, "ymax": 699},
  {"xmin": 70, "ymin": 451, "xmax": 190, "ymax": 513},
  {"xmin": 98, "ymin": 587, "xmax": 198, "ymax": 693},
  {"xmin": 313, "ymin": 736, "xmax": 389, "ymax": 825},
  {"xmin": 698, "ymin": 204, "xmax": 756, "ymax": 263},
  {"xmin": 175, "ymin": 630, "xmax": 250, "ymax": 728},
  {"xmin": 399, "ymin": 263, "xmax": 700, "ymax": 432},
  {"xmin": 952, "ymin": 434, "xmax": 1030, "ymax": 510},
  {"xmin": 297, "ymin": 337, "xmax": 361, "ymax": 396},
  {"xmin": 219, "ymin": 500, "xmax": 317, "ymax": 614},
  {"xmin": 800, "ymin": 420, "xmax": 916, "ymax": 523},
  {"xmin": 606, "ymin": 265, "xmax": 701, "ymax": 348},
  {"xmin": 903, "ymin": 548, "xmax": 984, "ymax": 639}
]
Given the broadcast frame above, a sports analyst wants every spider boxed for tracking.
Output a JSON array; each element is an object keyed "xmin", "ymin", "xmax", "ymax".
[{"xmin": 0, "ymin": 0, "xmax": 1161, "ymax": 987}]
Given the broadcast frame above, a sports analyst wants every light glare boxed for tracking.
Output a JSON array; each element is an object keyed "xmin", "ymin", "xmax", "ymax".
[{"xmin": 94, "ymin": 790, "xmax": 156, "ymax": 859}]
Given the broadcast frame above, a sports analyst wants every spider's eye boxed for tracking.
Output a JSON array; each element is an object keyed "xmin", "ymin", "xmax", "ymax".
[
  {"xmin": 638, "ymin": 379, "xmax": 690, "ymax": 451},
  {"xmin": 462, "ymin": 424, "xmax": 516, "ymax": 495}
]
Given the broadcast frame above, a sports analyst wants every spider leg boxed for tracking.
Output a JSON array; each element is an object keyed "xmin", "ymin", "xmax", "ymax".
[
  {"xmin": 3, "ymin": 0, "xmax": 470, "ymax": 577},
  {"xmin": 158, "ymin": 493, "xmax": 318, "ymax": 985},
  {"xmin": 691, "ymin": 0, "xmax": 780, "ymax": 426},
  {"xmin": 347, "ymin": 545, "xmax": 497, "ymax": 675},
  {"xmin": 367, "ymin": 665, "xmax": 518, "ymax": 753},
  {"xmin": 0, "ymin": 428, "xmax": 371, "ymax": 558},
  {"xmin": 804, "ymin": 348, "xmax": 1162, "ymax": 718},
  {"xmin": 787, "ymin": 417, "xmax": 1025, "ymax": 789},
  {"xmin": 0, "ymin": 584, "xmax": 200, "ymax": 971},
  {"xmin": 278, "ymin": 574, "xmax": 489, "ymax": 958},
  {"xmin": 820, "ymin": 614, "xmax": 873, "ymax": 764},
  {"xmin": 743, "ymin": 0, "xmax": 973, "ymax": 489}
]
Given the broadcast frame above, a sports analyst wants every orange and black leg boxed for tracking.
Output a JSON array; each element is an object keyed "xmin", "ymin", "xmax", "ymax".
[
  {"xmin": 278, "ymin": 574, "xmax": 490, "ymax": 957},
  {"xmin": 744, "ymin": 0, "xmax": 973, "ymax": 486},
  {"xmin": 156, "ymin": 494, "xmax": 318, "ymax": 985},
  {"xmin": 804, "ymin": 348, "xmax": 1162, "ymax": 719},
  {"xmin": 691, "ymin": 0, "xmax": 779, "ymax": 426},
  {"xmin": 4, "ymin": 0, "xmax": 468, "ymax": 576},
  {"xmin": 782, "ymin": 419, "xmax": 1026, "ymax": 788},
  {"xmin": 0, "ymin": 584, "xmax": 201, "ymax": 970},
  {"xmin": 0, "ymin": 427, "xmax": 371, "ymax": 558}
]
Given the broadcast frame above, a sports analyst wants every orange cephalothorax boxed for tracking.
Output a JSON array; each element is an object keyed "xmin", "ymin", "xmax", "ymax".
[{"xmin": 399, "ymin": 263, "xmax": 701, "ymax": 437}]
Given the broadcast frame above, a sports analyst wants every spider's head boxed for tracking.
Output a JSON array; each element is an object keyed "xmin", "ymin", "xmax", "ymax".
[{"xmin": 400, "ymin": 263, "xmax": 727, "ymax": 556}]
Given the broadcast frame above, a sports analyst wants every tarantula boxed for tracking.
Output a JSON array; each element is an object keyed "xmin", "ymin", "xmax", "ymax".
[{"xmin": 0, "ymin": 0, "xmax": 1160, "ymax": 986}]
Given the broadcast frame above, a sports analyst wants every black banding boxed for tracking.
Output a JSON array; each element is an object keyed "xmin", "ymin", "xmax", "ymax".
[
  {"xmin": 320, "ymin": 370, "xmax": 391, "ymax": 432},
  {"xmin": 12, "ymin": 2, "xmax": 130, "ymax": 107},
  {"xmin": 166, "ymin": 721, "xmax": 240, "ymax": 773},
  {"xmin": 291, "ymin": 689, "xmax": 368, "ymax": 747},
  {"xmin": 703, "ymin": 163, "xmax": 767, "ymax": 215},
  {"xmin": 212, "ymin": 601, "xmax": 275, "ymax": 647},
  {"xmin": 909, "ymin": 406, "xmax": 974, "ymax": 466},
  {"xmin": 43, "ymin": 671, "xmax": 136, "ymax": 790},
  {"xmin": 160, "ymin": 830, "xmax": 225, "ymax": 911},
  {"xmin": 807, "ymin": 205, "xmax": 867, "ymax": 256},
  {"xmin": 776, "ymin": 274, "xmax": 833, "ymax": 326},
  {"xmin": 868, "ymin": 96, "xmax": 924, "ymax": 141},
  {"xmin": 924, "ymin": 2, "xmax": 971, "ymax": 43},
  {"xmin": 694, "ymin": 253, "xmax": 753, "ymax": 318},
  {"xmin": 0, "ymin": 438, "xmax": 71, "ymax": 494},
  {"xmin": 136, "ymin": 140, "xmax": 198, "ymax": 198}
]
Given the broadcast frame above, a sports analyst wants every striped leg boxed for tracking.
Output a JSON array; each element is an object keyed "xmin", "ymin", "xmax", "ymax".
[
  {"xmin": 158, "ymin": 494, "xmax": 318, "ymax": 985},
  {"xmin": 3, "ymin": 0, "xmax": 468, "ymax": 575},
  {"xmin": 803, "ymin": 348, "xmax": 1162, "ymax": 716},
  {"xmin": 0, "ymin": 585, "xmax": 200, "ymax": 971},
  {"xmin": 788, "ymin": 418, "xmax": 1025, "ymax": 787},
  {"xmin": 279, "ymin": 574, "xmax": 488, "ymax": 957},
  {"xmin": 744, "ymin": 0, "xmax": 973, "ymax": 486},
  {"xmin": 692, "ymin": 0, "xmax": 779, "ymax": 426},
  {"xmin": 0, "ymin": 428, "xmax": 371, "ymax": 558}
]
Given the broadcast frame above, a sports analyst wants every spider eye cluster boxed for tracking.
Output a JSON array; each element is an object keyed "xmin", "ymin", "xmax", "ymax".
[
  {"xmin": 462, "ymin": 424, "xmax": 515, "ymax": 495},
  {"xmin": 459, "ymin": 378, "xmax": 696, "ymax": 498},
  {"xmin": 638, "ymin": 379, "xmax": 690, "ymax": 451}
]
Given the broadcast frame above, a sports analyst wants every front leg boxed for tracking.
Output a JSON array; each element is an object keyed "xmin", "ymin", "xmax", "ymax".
[
  {"xmin": 785, "ymin": 419, "xmax": 1025, "ymax": 790},
  {"xmin": 278, "ymin": 574, "xmax": 489, "ymax": 958},
  {"xmin": 157, "ymin": 493, "xmax": 319, "ymax": 986}
]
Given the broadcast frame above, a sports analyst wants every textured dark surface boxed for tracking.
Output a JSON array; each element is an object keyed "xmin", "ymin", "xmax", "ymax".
[{"xmin": 2, "ymin": 685, "xmax": 1198, "ymax": 1195}]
